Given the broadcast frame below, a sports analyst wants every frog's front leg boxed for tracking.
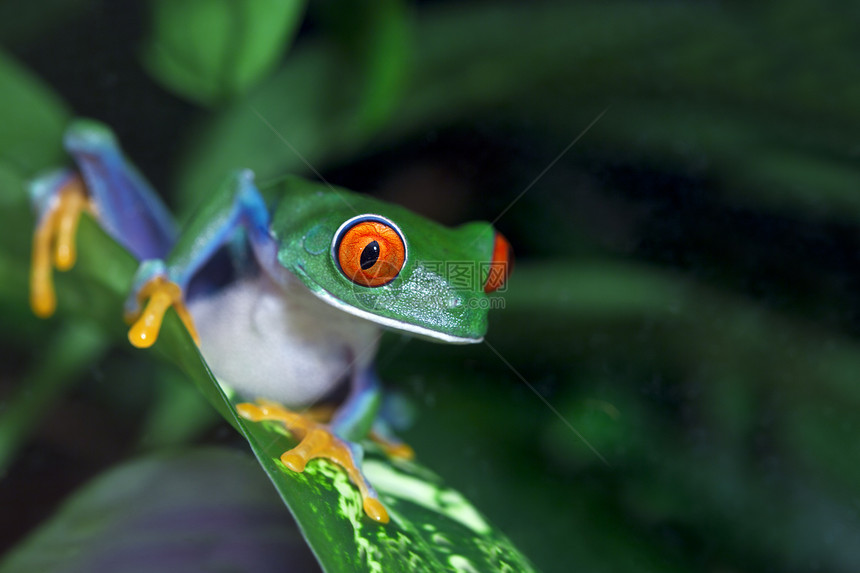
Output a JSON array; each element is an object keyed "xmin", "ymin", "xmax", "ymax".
[
  {"xmin": 123, "ymin": 168, "xmax": 272, "ymax": 348},
  {"xmin": 237, "ymin": 365, "xmax": 391, "ymax": 523},
  {"xmin": 124, "ymin": 259, "xmax": 200, "ymax": 346},
  {"xmin": 29, "ymin": 171, "xmax": 92, "ymax": 317}
]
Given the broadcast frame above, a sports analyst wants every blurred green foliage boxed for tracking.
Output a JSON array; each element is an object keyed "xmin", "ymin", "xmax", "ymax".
[
  {"xmin": 142, "ymin": 0, "xmax": 308, "ymax": 105},
  {"xmin": 1, "ymin": 0, "xmax": 860, "ymax": 572},
  {"xmin": 1, "ymin": 449, "xmax": 321, "ymax": 572}
]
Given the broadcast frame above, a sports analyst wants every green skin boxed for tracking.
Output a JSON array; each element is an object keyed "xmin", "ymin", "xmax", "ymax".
[
  {"xmin": 164, "ymin": 174, "xmax": 498, "ymax": 344},
  {"xmin": 267, "ymin": 176, "xmax": 495, "ymax": 343}
]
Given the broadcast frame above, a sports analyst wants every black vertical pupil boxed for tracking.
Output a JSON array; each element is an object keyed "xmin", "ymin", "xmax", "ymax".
[{"xmin": 360, "ymin": 240, "xmax": 380, "ymax": 270}]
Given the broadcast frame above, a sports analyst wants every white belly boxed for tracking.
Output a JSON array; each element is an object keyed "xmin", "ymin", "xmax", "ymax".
[{"xmin": 188, "ymin": 274, "xmax": 380, "ymax": 407}]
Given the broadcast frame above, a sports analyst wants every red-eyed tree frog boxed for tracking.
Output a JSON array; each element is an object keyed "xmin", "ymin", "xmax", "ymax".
[{"xmin": 28, "ymin": 119, "xmax": 513, "ymax": 524}]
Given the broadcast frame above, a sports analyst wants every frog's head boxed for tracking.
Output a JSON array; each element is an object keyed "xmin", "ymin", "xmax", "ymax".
[{"xmin": 268, "ymin": 177, "xmax": 513, "ymax": 343}]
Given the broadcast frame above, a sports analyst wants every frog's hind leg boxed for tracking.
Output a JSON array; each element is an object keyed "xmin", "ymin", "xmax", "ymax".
[
  {"xmin": 367, "ymin": 388, "xmax": 416, "ymax": 460},
  {"xmin": 237, "ymin": 400, "xmax": 390, "ymax": 524},
  {"xmin": 369, "ymin": 418, "xmax": 415, "ymax": 460},
  {"xmin": 237, "ymin": 365, "xmax": 392, "ymax": 523},
  {"xmin": 29, "ymin": 120, "xmax": 177, "ymax": 317}
]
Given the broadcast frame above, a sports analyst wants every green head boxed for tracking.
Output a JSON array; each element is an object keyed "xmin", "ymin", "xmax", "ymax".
[{"xmin": 266, "ymin": 177, "xmax": 512, "ymax": 343}]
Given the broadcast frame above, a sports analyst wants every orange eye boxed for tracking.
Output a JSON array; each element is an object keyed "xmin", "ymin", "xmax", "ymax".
[
  {"xmin": 334, "ymin": 216, "xmax": 406, "ymax": 287},
  {"xmin": 484, "ymin": 232, "xmax": 513, "ymax": 293}
]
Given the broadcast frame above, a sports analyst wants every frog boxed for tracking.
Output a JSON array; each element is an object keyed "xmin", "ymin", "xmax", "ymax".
[{"xmin": 28, "ymin": 118, "xmax": 513, "ymax": 524}]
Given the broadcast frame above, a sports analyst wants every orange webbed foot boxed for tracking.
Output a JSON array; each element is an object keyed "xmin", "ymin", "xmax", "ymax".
[
  {"xmin": 370, "ymin": 430, "xmax": 415, "ymax": 460},
  {"xmin": 126, "ymin": 277, "xmax": 199, "ymax": 348},
  {"xmin": 237, "ymin": 400, "xmax": 390, "ymax": 524},
  {"xmin": 30, "ymin": 175, "xmax": 93, "ymax": 318}
]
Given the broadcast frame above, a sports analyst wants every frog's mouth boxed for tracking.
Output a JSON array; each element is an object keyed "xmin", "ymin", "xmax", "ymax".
[{"xmin": 295, "ymin": 265, "xmax": 484, "ymax": 345}]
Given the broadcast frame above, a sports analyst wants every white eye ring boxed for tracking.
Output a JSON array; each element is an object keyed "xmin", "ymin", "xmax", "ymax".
[{"xmin": 330, "ymin": 213, "xmax": 408, "ymax": 278}]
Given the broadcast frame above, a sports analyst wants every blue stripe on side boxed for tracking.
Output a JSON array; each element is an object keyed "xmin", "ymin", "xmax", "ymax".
[{"xmin": 166, "ymin": 170, "xmax": 273, "ymax": 292}]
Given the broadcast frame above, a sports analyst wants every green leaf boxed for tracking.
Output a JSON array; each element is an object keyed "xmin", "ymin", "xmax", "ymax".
[
  {"xmin": 0, "ymin": 165, "xmax": 35, "ymax": 270},
  {"xmin": 141, "ymin": 0, "xmax": 308, "ymax": 106},
  {"xmin": 240, "ymin": 414, "xmax": 537, "ymax": 573},
  {"xmin": 0, "ymin": 49, "xmax": 69, "ymax": 177},
  {"xmin": 25, "ymin": 215, "xmax": 538, "ymax": 572},
  {"xmin": 315, "ymin": 0, "xmax": 412, "ymax": 131}
]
